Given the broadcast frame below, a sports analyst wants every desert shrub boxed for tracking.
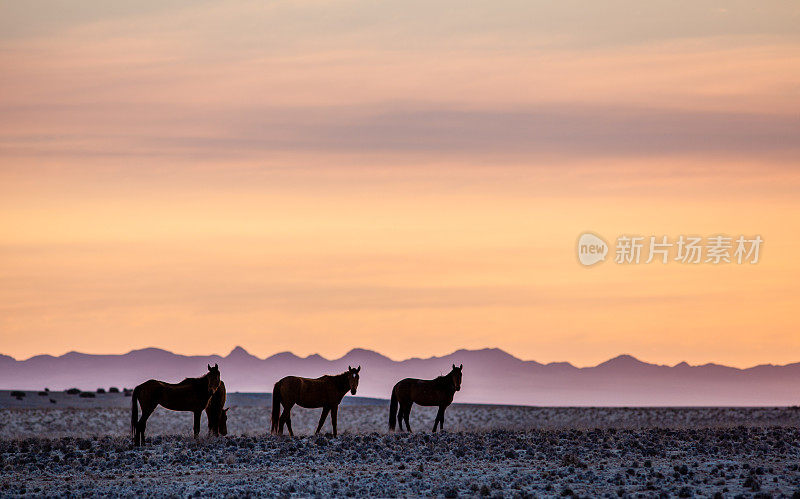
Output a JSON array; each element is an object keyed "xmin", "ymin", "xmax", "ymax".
[
  {"xmin": 108, "ymin": 387, "xmax": 119, "ymax": 393},
  {"xmin": 66, "ymin": 388, "xmax": 80, "ymax": 395},
  {"xmin": 10, "ymin": 390, "xmax": 25, "ymax": 397},
  {"xmin": 38, "ymin": 391, "xmax": 48, "ymax": 396},
  {"xmin": 79, "ymin": 392, "xmax": 96, "ymax": 398},
  {"xmin": 96, "ymin": 388, "xmax": 106, "ymax": 394},
  {"xmin": 561, "ymin": 453, "xmax": 586, "ymax": 468}
]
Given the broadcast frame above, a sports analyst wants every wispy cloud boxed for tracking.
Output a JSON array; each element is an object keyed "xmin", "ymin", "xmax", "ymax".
[{"xmin": 2, "ymin": 103, "xmax": 798, "ymax": 163}]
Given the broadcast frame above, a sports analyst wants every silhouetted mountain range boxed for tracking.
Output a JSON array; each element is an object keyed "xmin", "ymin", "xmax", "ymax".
[{"xmin": 1, "ymin": 347, "xmax": 798, "ymax": 406}]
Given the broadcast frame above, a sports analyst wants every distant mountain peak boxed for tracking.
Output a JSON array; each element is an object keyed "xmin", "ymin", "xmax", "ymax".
[
  {"xmin": 126, "ymin": 347, "xmax": 174, "ymax": 356},
  {"xmin": 227, "ymin": 346, "xmax": 254, "ymax": 359},
  {"xmin": 545, "ymin": 361, "xmax": 576, "ymax": 369},
  {"xmin": 442, "ymin": 347, "xmax": 522, "ymax": 363},
  {"xmin": 596, "ymin": 354, "xmax": 650, "ymax": 369},
  {"xmin": 344, "ymin": 347, "xmax": 376, "ymax": 355},
  {"xmin": 266, "ymin": 351, "xmax": 301, "ymax": 361},
  {"xmin": 340, "ymin": 348, "xmax": 391, "ymax": 362}
]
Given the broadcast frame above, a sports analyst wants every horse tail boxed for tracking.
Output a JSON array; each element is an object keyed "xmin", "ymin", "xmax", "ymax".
[
  {"xmin": 270, "ymin": 381, "xmax": 281, "ymax": 434},
  {"xmin": 389, "ymin": 386, "xmax": 398, "ymax": 431},
  {"xmin": 131, "ymin": 385, "xmax": 140, "ymax": 436}
]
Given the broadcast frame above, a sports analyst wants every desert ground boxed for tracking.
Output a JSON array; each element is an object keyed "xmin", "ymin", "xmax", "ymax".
[{"xmin": 2, "ymin": 390, "xmax": 800, "ymax": 497}]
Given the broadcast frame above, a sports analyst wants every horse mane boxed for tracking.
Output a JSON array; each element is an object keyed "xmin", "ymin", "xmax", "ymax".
[
  {"xmin": 432, "ymin": 372, "xmax": 454, "ymax": 388},
  {"xmin": 177, "ymin": 373, "xmax": 207, "ymax": 386}
]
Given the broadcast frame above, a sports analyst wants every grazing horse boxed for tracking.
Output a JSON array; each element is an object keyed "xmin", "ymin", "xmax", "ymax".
[
  {"xmin": 389, "ymin": 364, "xmax": 462, "ymax": 433},
  {"xmin": 206, "ymin": 380, "xmax": 229, "ymax": 436},
  {"xmin": 271, "ymin": 365, "xmax": 360, "ymax": 437},
  {"xmin": 131, "ymin": 364, "xmax": 221, "ymax": 446}
]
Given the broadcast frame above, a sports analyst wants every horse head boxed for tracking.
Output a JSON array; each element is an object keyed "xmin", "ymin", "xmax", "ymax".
[
  {"xmin": 218, "ymin": 407, "xmax": 229, "ymax": 435},
  {"xmin": 206, "ymin": 363, "xmax": 221, "ymax": 395},
  {"xmin": 347, "ymin": 365, "xmax": 361, "ymax": 395},
  {"xmin": 450, "ymin": 363, "xmax": 463, "ymax": 391}
]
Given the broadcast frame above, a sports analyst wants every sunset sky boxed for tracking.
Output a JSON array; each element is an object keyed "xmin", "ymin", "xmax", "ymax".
[{"xmin": 1, "ymin": 1, "xmax": 799, "ymax": 366}]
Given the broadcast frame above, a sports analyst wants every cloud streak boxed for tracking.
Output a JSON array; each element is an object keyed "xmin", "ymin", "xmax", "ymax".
[{"xmin": 2, "ymin": 103, "xmax": 798, "ymax": 163}]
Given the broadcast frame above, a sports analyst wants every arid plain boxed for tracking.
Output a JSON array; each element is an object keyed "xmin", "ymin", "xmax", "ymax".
[{"xmin": 2, "ymin": 391, "xmax": 800, "ymax": 497}]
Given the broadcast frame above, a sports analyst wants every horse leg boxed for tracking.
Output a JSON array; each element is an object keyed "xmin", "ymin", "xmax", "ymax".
[
  {"xmin": 285, "ymin": 411, "xmax": 294, "ymax": 437},
  {"xmin": 404, "ymin": 404, "xmax": 413, "ymax": 433},
  {"xmin": 433, "ymin": 406, "xmax": 445, "ymax": 432},
  {"xmin": 331, "ymin": 405, "xmax": 338, "ymax": 437},
  {"xmin": 278, "ymin": 407, "xmax": 288, "ymax": 435},
  {"xmin": 315, "ymin": 407, "xmax": 330, "ymax": 435},
  {"xmin": 193, "ymin": 411, "xmax": 202, "ymax": 438},
  {"xmin": 397, "ymin": 403, "xmax": 407, "ymax": 431},
  {"xmin": 136, "ymin": 403, "xmax": 156, "ymax": 446},
  {"xmin": 207, "ymin": 409, "xmax": 217, "ymax": 436},
  {"xmin": 279, "ymin": 403, "xmax": 294, "ymax": 436}
]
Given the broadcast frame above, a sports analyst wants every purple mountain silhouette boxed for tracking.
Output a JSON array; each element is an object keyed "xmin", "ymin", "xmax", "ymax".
[{"xmin": 1, "ymin": 347, "xmax": 798, "ymax": 406}]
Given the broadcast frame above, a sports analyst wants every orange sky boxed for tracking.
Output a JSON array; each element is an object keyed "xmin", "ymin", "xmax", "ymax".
[{"xmin": 1, "ymin": 1, "xmax": 799, "ymax": 366}]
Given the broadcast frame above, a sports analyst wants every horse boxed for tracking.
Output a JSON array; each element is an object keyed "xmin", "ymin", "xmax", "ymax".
[
  {"xmin": 389, "ymin": 364, "xmax": 462, "ymax": 433},
  {"xmin": 206, "ymin": 380, "xmax": 229, "ymax": 436},
  {"xmin": 271, "ymin": 365, "xmax": 360, "ymax": 437},
  {"xmin": 131, "ymin": 364, "xmax": 221, "ymax": 446}
]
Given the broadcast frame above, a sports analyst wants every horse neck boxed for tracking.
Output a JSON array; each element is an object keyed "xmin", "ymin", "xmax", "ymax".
[
  {"xmin": 332, "ymin": 372, "xmax": 350, "ymax": 395},
  {"xmin": 187, "ymin": 375, "xmax": 210, "ymax": 395},
  {"xmin": 435, "ymin": 374, "xmax": 455, "ymax": 393}
]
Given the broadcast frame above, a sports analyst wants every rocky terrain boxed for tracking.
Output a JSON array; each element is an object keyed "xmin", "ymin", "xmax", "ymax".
[{"xmin": 2, "ymin": 396, "xmax": 800, "ymax": 497}]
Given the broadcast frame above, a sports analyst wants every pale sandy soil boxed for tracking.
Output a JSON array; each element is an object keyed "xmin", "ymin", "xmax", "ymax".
[{"xmin": 1, "ymin": 393, "xmax": 800, "ymax": 497}]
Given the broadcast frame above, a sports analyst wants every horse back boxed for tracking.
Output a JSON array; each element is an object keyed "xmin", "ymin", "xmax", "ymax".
[
  {"xmin": 395, "ymin": 377, "xmax": 454, "ymax": 407},
  {"xmin": 136, "ymin": 378, "xmax": 210, "ymax": 412},
  {"xmin": 278, "ymin": 375, "xmax": 338, "ymax": 408}
]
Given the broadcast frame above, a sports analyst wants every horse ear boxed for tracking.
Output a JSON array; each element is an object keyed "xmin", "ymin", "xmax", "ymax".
[
  {"xmin": 208, "ymin": 364, "xmax": 212, "ymax": 371},
  {"xmin": 357, "ymin": 365, "xmax": 361, "ymax": 373},
  {"xmin": 214, "ymin": 363, "xmax": 218, "ymax": 369},
  {"xmin": 459, "ymin": 364, "xmax": 463, "ymax": 370},
  {"xmin": 348, "ymin": 365, "xmax": 352, "ymax": 371},
  {"xmin": 452, "ymin": 363, "xmax": 456, "ymax": 369}
]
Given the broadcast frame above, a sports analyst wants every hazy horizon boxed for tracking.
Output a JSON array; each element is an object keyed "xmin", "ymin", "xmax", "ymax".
[{"xmin": 3, "ymin": 342, "xmax": 800, "ymax": 406}]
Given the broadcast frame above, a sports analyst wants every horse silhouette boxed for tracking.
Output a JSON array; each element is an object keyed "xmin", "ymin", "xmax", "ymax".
[
  {"xmin": 206, "ymin": 380, "xmax": 229, "ymax": 436},
  {"xmin": 389, "ymin": 364, "xmax": 462, "ymax": 432},
  {"xmin": 131, "ymin": 364, "xmax": 221, "ymax": 446},
  {"xmin": 271, "ymin": 365, "xmax": 360, "ymax": 436}
]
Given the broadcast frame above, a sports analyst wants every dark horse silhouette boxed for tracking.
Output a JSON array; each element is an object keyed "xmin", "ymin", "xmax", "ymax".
[
  {"xmin": 131, "ymin": 364, "xmax": 221, "ymax": 446},
  {"xmin": 389, "ymin": 364, "xmax": 462, "ymax": 433},
  {"xmin": 271, "ymin": 365, "xmax": 360, "ymax": 437},
  {"xmin": 206, "ymin": 380, "xmax": 229, "ymax": 436}
]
